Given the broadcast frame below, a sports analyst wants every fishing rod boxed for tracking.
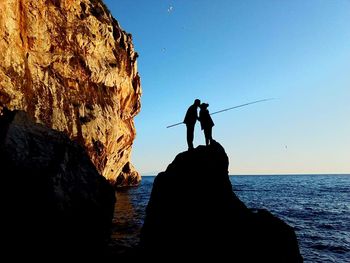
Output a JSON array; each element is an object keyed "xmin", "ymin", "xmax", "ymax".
[
  {"xmin": 210, "ymin": 98, "xmax": 274, "ymax": 115},
  {"xmin": 166, "ymin": 98, "xmax": 275, "ymax": 128}
]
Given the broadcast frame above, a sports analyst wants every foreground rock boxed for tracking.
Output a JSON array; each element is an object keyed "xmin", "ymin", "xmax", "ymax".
[
  {"xmin": 0, "ymin": 0, "xmax": 141, "ymax": 186},
  {"xmin": 0, "ymin": 110, "xmax": 115, "ymax": 259},
  {"xmin": 141, "ymin": 141, "xmax": 303, "ymax": 262}
]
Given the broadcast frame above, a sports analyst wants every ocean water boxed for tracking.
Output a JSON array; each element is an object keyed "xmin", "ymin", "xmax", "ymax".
[{"xmin": 112, "ymin": 174, "xmax": 350, "ymax": 262}]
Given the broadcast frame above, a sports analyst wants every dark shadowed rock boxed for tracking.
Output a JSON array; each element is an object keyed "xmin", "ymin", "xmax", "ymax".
[
  {"xmin": 0, "ymin": 109, "xmax": 115, "ymax": 260},
  {"xmin": 140, "ymin": 141, "xmax": 303, "ymax": 262}
]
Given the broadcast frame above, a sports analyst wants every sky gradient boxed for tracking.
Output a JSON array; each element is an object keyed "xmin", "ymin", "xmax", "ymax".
[{"xmin": 104, "ymin": 0, "xmax": 350, "ymax": 175}]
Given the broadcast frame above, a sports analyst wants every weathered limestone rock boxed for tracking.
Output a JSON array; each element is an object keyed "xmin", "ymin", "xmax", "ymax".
[{"xmin": 0, "ymin": 0, "xmax": 141, "ymax": 186}]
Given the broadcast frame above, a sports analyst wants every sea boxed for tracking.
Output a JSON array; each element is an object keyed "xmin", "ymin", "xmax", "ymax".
[{"xmin": 111, "ymin": 174, "xmax": 350, "ymax": 262}]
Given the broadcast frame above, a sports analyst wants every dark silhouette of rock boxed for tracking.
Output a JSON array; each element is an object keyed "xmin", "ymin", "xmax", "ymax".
[
  {"xmin": 140, "ymin": 141, "xmax": 303, "ymax": 262},
  {"xmin": 0, "ymin": 109, "xmax": 116, "ymax": 260}
]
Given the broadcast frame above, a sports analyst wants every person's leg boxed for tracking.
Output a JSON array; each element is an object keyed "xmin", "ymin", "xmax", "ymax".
[
  {"xmin": 208, "ymin": 127, "xmax": 213, "ymax": 145},
  {"xmin": 204, "ymin": 129, "xmax": 209, "ymax": 146},
  {"xmin": 187, "ymin": 124, "xmax": 194, "ymax": 149}
]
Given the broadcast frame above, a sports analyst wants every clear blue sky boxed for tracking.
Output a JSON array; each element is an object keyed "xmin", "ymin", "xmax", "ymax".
[{"xmin": 104, "ymin": 0, "xmax": 350, "ymax": 175}]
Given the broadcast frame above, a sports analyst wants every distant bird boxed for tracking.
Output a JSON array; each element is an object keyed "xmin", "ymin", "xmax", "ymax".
[{"xmin": 167, "ymin": 5, "xmax": 174, "ymax": 13}]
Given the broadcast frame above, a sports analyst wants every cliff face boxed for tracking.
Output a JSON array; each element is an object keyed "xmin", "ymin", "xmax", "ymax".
[{"xmin": 0, "ymin": 0, "xmax": 141, "ymax": 186}]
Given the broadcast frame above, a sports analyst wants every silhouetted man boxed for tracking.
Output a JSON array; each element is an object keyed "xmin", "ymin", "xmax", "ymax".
[
  {"xmin": 199, "ymin": 103, "xmax": 214, "ymax": 146},
  {"xmin": 184, "ymin": 99, "xmax": 201, "ymax": 150}
]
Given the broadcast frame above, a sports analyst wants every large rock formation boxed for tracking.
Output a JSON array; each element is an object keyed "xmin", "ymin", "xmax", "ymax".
[
  {"xmin": 141, "ymin": 141, "xmax": 303, "ymax": 262},
  {"xmin": 0, "ymin": 109, "xmax": 116, "ymax": 259},
  {"xmin": 0, "ymin": 0, "xmax": 141, "ymax": 186}
]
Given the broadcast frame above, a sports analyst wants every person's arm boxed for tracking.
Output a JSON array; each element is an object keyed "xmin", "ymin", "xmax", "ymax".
[{"xmin": 184, "ymin": 108, "xmax": 189, "ymax": 123}]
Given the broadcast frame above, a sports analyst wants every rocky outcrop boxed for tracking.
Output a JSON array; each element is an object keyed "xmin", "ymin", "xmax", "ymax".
[
  {"xmin": 141, "ymin": 141, "xmax": 303, "ymax": 262},
  {"xmin": 0, "ymin": 109, "xmax": 116, "ymax": 259},
  {"xmin": 0, "ymin": 0, "xmax": 141, "ymax": 186}
]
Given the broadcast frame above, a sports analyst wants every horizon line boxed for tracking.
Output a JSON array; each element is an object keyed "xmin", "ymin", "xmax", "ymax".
[{"xmin": 140, "ymin": 173, "xmax": 350, "ymax": 176}]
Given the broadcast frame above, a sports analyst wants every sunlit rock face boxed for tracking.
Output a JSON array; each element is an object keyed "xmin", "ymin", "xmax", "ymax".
[{"xmin": 0, "ymin": 0, "xmax": 141, "ymax": 186}]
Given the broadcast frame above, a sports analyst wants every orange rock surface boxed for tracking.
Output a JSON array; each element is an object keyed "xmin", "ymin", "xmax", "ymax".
[{"xmin": 0, "ymin": 0, "xmax": 141, "ymax": 186}]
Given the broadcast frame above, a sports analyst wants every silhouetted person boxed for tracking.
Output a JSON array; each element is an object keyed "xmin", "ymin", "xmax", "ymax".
[
  {"xmin": 199, "ymin": 103, "xmax": 214, "ymax": 146},
  {"xmin": 184, "ymin": 99, "xmax": 201, "ymax": 150}
]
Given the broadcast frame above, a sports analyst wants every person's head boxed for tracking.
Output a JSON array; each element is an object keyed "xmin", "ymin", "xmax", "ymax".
[
  {"xmin": 200, "ymin": 103, "xmax": 209, "ymax": 110},
  {"xmin": 194, "ymin": 99, "xmax": 201, "ymax": 107}
]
